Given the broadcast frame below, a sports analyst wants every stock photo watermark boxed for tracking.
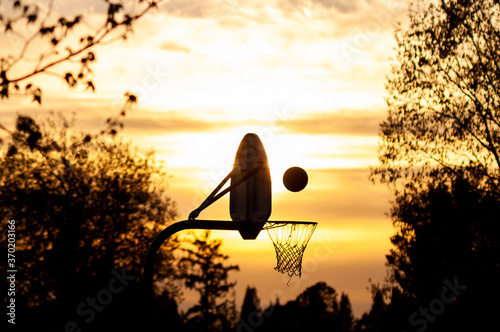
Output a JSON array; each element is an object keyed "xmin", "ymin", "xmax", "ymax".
[
  {"xmin": 338, "ymin": 1, "xmax": 406, "ymax": 64},
  {"xmin": 403, "ymin": 277, "xmax": 468, "ymax": 332},
  {"xmin": 237, "ymin": 304, "xmax": 274, "ymax": 332},
  {"xmin": 65, "ymin": 268, "xmax": 136, "ymax": 332},
  {"xmin": 6, "ymin": 219, "xmax": 17, "ymax": 325},
  {"xmin": 129, "ymin": 65, "xmax": 171, "ymax": 101}
]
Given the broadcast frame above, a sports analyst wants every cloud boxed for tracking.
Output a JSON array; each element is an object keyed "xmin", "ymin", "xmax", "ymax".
[
  {"xmin": 161, "ymin": 0, "xmax": 208, "ymax": 18},
  {"xmin": 284, "ymin": 110, "xmax": 385, "ymax": 136},
  {"xmin": 311, "ymin": 0, "xmax": 360, "ymax": 13},
  {"xmin": 161, "ymin": 0, "xmax": 223, "ymax": 18},
  {"xmin": 158, "ymin": 41, "xmax": 191, "ymax": 53},
  {"xmin": 123, "ymin": 113, "xmax": 229, "ymax": 133}
]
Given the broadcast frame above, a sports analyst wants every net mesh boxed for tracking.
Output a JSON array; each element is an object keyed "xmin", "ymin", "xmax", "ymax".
[{"xmin": 265, "ymin": 221, "xmax": 317, "ymax": 279}]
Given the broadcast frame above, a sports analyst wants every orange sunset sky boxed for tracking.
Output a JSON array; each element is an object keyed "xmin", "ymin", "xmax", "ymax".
[{"xmin": 0, "ymin": 0, "xmax": 409, "ymax": 316}]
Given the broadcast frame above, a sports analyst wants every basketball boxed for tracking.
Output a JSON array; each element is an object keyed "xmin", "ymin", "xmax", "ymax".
[{"xmin": 283, "ymin": 167, "xmax": 308, "ymax": 192}]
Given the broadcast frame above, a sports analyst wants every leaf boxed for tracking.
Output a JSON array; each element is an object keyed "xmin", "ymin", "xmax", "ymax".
[
  {"xmin": 32, "ymin": 88, "xmax": 41, "ymax": 104},
  {"xmin": 108, "ymin": 3, "xmax": 123, "ymax": 16},
  {"xmin": 64, "ymin": 73, "xmax": 76, "ymax": 87},
  {"xmin": 124, "ymin": 92, "xmax": 137, "ymax": 105},
  {"xmin": 0, "ymin": 86, "xmax": 8, "ymax": 99},
  {"xmin": 122, "ymin": 14, "xmax": 133, "ymax": 27},
  {"xmin": 86, "ymin": 81, "xmax": 95, "ymax": 92},
  {"xmin": 27, "ymin": 13, "xmax": 37, "ymax": 23},
  {"xmin": 66, "ymin": 16, "xmax": 81, "ymax": 30},
  {"xmin": 16, "ymin": 115, "xmax": 37, "ymax": 132},
  {"xmin": 6, "ymin": 144, "xmax": 17, "ymax": 157},
  {"xmin": 40, "ymin": 25, "xmax": 55, "ymax": 35},
  {"xmin": 27, "ymin": 131, "xmax": 42, "ymax": 150}
]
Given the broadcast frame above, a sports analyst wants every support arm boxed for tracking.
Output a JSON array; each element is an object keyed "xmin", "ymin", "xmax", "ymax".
[
  {"xmin": 143, "ymin": 219, "xmax": 241, "ymax": 296},
  {"xmin": 188, "ymin": 165, "xmax": 262, "ymax": 220}
]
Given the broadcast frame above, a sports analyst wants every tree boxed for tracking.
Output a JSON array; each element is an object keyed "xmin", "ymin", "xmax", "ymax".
[
  {"xmin": 339, "ymin": 293, "xmax": 355, "ymax": 331},
  {"xmin": 238, "ymin": 286, "xmax": 262, "ymax": 330},
  {"xmin": 0, "ymin": 0, "xmax": 160, "ymax": 104},
  {"xmin": 0, "ymin": 0, "xmax": 159, "ymax": 160},
  {"xmin": 257, "ymin": 282, "xmax": 348, "ymax": 332},
  {"xmin": 0, "ymin": 113, "xmax": 180, "ymax": 330},
  {"xmin": 355, "ymin": 289, "xmax": 388, "ymax": 332},
  {"xmin": 295, "ymin": 281, "xmax": 339, "ymax": 320},
  {"xmin": 178, "ymin": 230, "xmax": 240, "ymax": 332},
  {"xmin": 373, "ymin": 0, "xmax": 500, "ymax": 195},
  {"xmin": 372, "ymin": 1, "xmax": 500, "ymax": 329},
  {"xmin": 384, "ymin": 175, "xmax": 500, "ymax": 331}
]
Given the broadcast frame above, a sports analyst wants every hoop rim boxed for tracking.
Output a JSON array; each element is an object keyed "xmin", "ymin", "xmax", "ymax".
[{"xmin": 263, "ymin": 220, "xmax": 317, "ymax": 230}]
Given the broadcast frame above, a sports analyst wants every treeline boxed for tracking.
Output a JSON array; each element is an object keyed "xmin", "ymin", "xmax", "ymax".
[
  {"xmin": 3, "ymin": 113, "xmax": 500, "ymax": 332},
  {"xmin": 237, "ymin": 283, "xmax": 355, "ymax": 332}
]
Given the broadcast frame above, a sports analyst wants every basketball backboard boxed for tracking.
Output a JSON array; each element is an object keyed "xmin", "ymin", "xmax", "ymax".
[{"xmin": 230, "ymin": 133, "xmax": 272, "ymax": 239}]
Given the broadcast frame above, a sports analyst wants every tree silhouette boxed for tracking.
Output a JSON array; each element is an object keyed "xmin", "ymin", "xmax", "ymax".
[
  {"xmin": 0, "ymin": 0, "xmax": 160, "ymax": 104},
  {"xmin": 355, "ymin": 289, "xmax": 388, "ymax": 332},
  {"xmin": 372, "ymin": 0, "xmax": 500, "ymax": 195},
  {"xmin": 295, "ymin": 281, "xmax": 339, "ymax": 329},
  {"xmin": 339, "ymin": 293, "xmax": 355, "ymax": 331},
  {"xmin": 178, "ymin": 230, "xmax": 240, "ymax": 332},
  {"xmin": 0, "ymin": 0, "xmax": 157, "ymax": 160},
  {"xmin": 0, "ymin": 113, "xmax": 180, "ymax": 330},
  {"xmin": 238, "ymin": 286, "xmax": 262, "ymax": 330},
  {"xmin": 384, "ymin": 175, "xmax": 500, "ymax": 331},
  {"xmin": 370, "ymin": 0, "xmax": 500, "ymax": 329},
  {"xmin": 257, "ymin": 282, "xmax": 355, "ymax": 332}
]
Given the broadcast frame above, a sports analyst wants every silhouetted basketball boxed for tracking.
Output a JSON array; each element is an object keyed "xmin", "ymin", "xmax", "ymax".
[{"xmin": 283, "ymin": 167, "xmax": 308, "ymax": 192}]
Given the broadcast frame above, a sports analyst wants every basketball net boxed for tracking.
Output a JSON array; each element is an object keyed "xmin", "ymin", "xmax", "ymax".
[{"xmin": 265, "ymin": 221, "xmax": 317, "ymax": 282}]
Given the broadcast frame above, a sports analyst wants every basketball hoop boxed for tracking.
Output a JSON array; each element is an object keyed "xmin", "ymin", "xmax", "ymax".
[
  {"xmin": 264, "ymin": 221, "xmax": 317, "ymax": 281},
  {"xmin": 144, "ymin": 134, "xmax": 319, "ymax": 296}
]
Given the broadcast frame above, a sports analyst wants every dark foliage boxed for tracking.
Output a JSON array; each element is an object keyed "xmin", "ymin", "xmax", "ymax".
[
  {"xmin": 178, "ymin": 230, "xmax": 240, "ymax": 332},
  {"xmin": 1, "ymin": 114, "xmax": 179, "ymax": 331},
  {"xmin": 370, "ymin": 0, "xmax": 500, "ymax": 330},
  {"xmin": 254, "ymin": 282, "xmax": 355, "ymax": 332}
]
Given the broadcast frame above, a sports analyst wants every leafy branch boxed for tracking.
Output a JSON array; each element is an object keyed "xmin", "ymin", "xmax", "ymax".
[
  {"xmin": 2, "ymin": 91, "xmax": 137, "ymax": 158},
  {"xmin": 0, "ymin": 0, "xmax": 161, "ymax": 103}
]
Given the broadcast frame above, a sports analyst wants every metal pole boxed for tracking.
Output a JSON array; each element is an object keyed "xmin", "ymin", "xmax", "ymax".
[{"xmin": 143, "ymin": 219, "xmax": 242, "ymax": 296}]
